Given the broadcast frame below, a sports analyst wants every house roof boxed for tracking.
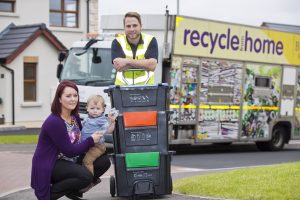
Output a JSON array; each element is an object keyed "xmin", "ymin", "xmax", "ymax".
[
  {"xmin": 261, "ymin": 22, "xmax": 300, "ymax": 34},
  {"xmin": 0, "ymin": 23, "xmax": 67, "ymax": 64}
]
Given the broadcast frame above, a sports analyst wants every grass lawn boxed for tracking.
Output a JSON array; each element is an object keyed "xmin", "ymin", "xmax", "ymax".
[
  {"xmin": 0, "ymin": 135, "xmax": 38, "ymax": 144},
  {"xmin": 173, "ymin": 162, "xmax": 300, "ymax": 200}
]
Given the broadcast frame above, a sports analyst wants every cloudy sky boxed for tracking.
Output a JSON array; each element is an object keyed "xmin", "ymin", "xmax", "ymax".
[{"xmin": 99, "ymin": 0, "xmax": 300, "ymax": 27}]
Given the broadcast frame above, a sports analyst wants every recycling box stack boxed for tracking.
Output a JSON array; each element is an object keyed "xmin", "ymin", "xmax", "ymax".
[{"xmin": 105, "ymin": 83, "xmax": 173, "ymax": 199}]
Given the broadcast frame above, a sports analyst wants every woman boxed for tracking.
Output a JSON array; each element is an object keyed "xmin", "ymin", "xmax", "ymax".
[{"xmin": 31, "ymin": 80, "xmax": 111, "ymax": 200}]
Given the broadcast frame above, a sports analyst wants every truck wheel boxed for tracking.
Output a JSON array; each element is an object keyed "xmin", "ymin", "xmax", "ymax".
[
  {"xmin": 256, "ymin": 127, "xmax": 285, "ymax": 151},
  {"xmin": 110, "ymin": 175, "xmax": 116, "ymax": 197}
]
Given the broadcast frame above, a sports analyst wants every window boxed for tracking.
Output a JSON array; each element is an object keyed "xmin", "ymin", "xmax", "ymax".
[
  {"xmin": 253, "ymin": 76, "xmax": 272, "ymax": 98},
  {"xmin": 0, "ymin": 0, "xmax": 15, "ymax": 12},
  {"xmin": 254, "ymin": 76, "xmax": 271, "ymax": 88},
  {"xmin": 50, "ymin": 0, "xmax": 79, "ymax": 28},
  {"xmin": 24, "ymin": 63, "xmax": 37, "ymax": 102}
]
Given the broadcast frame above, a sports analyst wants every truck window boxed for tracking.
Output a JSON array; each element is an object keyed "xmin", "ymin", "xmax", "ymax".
[
  {"xmin": 253, "ymin": 76, "xmax": 272, "ymax": 98},
  {"xmin": 60, "ymin": 47, "xmax": 115, "ymax": 86},
  {"xmin": 255, "ymin": 76, "xmax": 271, "ymax": 88}
]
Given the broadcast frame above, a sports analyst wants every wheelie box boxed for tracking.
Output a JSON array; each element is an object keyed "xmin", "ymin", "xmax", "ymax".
[{"xmin": 104, "ymin": 84, "xmax": 173, "ymax": 199}]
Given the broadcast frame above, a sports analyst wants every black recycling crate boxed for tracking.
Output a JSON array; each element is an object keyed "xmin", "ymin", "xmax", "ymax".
[
  {"xmin": 104, "ymin": 83, "xmax": 170, "ymax": 113},
  {"xmin": 109, "ymin": 152, "xmax": 173, "ymax": 198},
  {"xmin": 113, "ymin": 111, "xmax": 169, "ymax": 154},
  {"xmin": 124, "ymin": 126, "xmax": 158, "ymax": 146}
]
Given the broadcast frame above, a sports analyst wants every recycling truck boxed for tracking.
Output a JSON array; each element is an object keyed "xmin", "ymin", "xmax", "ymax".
[{"xmin": 57, "ymin": 12, "xmax": 300, "ymax": 151}]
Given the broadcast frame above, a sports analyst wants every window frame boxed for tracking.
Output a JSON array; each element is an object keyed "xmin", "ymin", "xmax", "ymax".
[
  {"xmin": 23, "ymin": 62, "xmax": 37, "ymax": 102},
  {"xmin": 254, "ymin": 76, "xmax": 272, "ymax": 89},
  {"xmin": 0, "ymin": 0, "xmax": 16, "ymax": 13},
  {"xmin": 49, "ymin": 0, "xmax": 79, "ymax": 28}
]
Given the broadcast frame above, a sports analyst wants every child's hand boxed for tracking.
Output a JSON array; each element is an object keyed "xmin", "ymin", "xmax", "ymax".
[
  {"xmin": 108, "ymin": 114, "xmax": 116, "ymax": 124},
  {"xmin": 91, "ymin": 131, "xmax": 104, "ymax": 143},
  {"xmin": 108, "ymin": 108, "xmax": 119, "ymax": 123}
]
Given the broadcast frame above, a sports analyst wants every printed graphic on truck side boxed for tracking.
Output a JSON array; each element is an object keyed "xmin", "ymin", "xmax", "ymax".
[{"xmin": 241, "ymin": 64, "xmax": 281, "ymax": 139}]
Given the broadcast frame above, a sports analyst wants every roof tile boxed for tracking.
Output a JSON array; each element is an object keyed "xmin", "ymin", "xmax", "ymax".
[{"xmin": 0, "ymin": 23, "xmax": 66, "ymax": 64}]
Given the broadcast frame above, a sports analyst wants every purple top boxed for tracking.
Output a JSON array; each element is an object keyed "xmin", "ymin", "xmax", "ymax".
[{"xmin": 31, "ymin": 114, "xmax": 94, "ymax": 200}]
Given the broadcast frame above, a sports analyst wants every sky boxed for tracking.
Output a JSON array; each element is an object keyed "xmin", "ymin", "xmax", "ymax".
[{"xmin": 99, "ymin": 0, "xmax": 300, "ymax": 27}]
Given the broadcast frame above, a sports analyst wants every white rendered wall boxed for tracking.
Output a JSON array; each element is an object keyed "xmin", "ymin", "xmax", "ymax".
[
  {"xmin": 3, "ymin": 36, "xmax": 59, "ymax": 126},
  {"xmin": 0, "ymin": 0, "xmax": 91, "ymax": 48}
]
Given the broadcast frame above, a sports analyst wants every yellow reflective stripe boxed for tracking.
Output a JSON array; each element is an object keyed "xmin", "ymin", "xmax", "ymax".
[
  {"xmin": 200, "ymin": 105, "xmax": 237, "ymax": 110},
  {"xmin": 136, "ymin": 34, "xmax": 152, "ymax": 56},
  {"xmin": 243, "ymin": 106, "xmax": 278, "ymax": 110},
  {"xmin": 230, "ymin": 106, "xmax": 240, "ymax": 110},
  {"xmin": 199, "ymin": 105, "xmax": 210, "ymax": 109},
  {"xmin": 115, "ymin": 71, "xmax": 154, "ymax": 85},
  {"xmin": 295, "ymin": 107, "xmax": 300, "ymax": 111},
  {"xmin": 211, "ymin": 105, "xmax": 230, "ymax": 109},
  {"xmin": 169, "ymin": 105, "xmax": 197, "ymax": 109},
  {"xmin": 116, "ymin": 36, "xmax": 131, "ymax": 55},
  {"xmin": 116, "ymin": 33, "xmax": 152, "ymax": 58},
  {"xmin": 170, "ymin": 105, "xmax": 180, "ymax": 109},
  {"xmin": 169, "ymin": 104, "xmax": 279, "ymax": 110}
]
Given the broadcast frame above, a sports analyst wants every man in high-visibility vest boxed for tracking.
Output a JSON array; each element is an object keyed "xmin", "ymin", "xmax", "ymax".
[{"xmin": 111, "ymin": 11, "xmax": 158, "ymax": 85}]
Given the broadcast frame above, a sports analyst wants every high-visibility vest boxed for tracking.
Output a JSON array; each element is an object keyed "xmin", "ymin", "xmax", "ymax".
[{"xmin": 114, "ymin": 33, "xmax": 155, "ymax": 85}]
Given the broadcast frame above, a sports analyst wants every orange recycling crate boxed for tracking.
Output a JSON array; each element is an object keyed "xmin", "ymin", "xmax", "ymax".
[{"xmin": 123, "ymin": 111, "xmax": 157, "ymax": 127}]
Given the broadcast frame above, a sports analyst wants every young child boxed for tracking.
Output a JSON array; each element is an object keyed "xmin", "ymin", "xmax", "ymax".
[{"xmin": 81, "ymin": 94, "xmax": 117, "ymax": 175}]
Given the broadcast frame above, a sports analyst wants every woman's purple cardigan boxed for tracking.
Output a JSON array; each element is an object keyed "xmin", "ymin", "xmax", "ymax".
[{"xmin": 31, "ymin": 114, "xmax": 95, "ymax": 200}]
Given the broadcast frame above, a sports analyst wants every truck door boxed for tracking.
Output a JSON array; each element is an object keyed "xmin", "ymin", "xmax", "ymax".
[
  {"xmin": 293, "ymin": 68, "xmax": 300, "ymax": 139},
  {"xmin": 280, "ymin": 67, "xmax": 296, "ymax": 117},
  {"xmin": 197, "ymin": 59, "xmax": 242, "ymax": 141},
  {"xmin": 241, "ymin": 64, "xmax": 282, "ymax": 140}
]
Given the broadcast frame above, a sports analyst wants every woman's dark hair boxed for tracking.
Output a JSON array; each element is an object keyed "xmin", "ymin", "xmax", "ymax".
[{"xmin": 51, "ymin": 80, "xmax": 79, "ymax": 116}]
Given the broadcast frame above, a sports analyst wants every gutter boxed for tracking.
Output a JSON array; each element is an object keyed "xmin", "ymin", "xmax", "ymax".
[
  {"xmin": 163, "ymin": 7, "xmax": 170, "ymax": 59},
  {"xmin": 0, "ymin": 64, "xmax": 15, "ymax": 125},
  {"xmin": 87, "ymin": 0, "xmax": 90, "ymax": 33}
]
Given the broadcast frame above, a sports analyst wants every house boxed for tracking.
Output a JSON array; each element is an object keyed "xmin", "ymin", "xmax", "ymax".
[
  {"xmin": 0, "ymin": 0, "xmax": 99, "ymax": 126},
  {"xmin": 0, "ymin": 23, "xmax": 66, "ymax": 126},
  {"xmin": 0, "ymin": 0, "xmax": 99, "ymax": 48}
]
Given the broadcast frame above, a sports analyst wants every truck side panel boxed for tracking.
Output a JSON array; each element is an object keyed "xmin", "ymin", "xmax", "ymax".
[
  {"xmin": 294, "ymin": 68, "xmax": 300, "ymax": 139},
  {"xmin": 197, "ymin": 59, "xmax": 242, "ymax": 141},
  {"xmin": 241, "ymin": 63, "xmax": 281, "ymax": 140}
]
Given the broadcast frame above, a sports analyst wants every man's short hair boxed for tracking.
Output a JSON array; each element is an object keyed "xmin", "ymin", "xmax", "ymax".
[{"xmin": 123, "ymin": 11, "xmax": 142, "ymax": 26}]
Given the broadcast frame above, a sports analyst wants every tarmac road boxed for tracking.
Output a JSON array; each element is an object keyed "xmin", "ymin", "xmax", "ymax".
[
  {"xmin": 1, "ymin": 128, "xmax": 300, "ymax": 200},
  {"xmin": 0, "ymin": 144, "xmax": 219, "ymax": 200}
]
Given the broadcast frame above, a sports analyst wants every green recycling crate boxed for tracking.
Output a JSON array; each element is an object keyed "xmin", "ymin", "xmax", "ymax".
[{"xmin": 125, "ymin": 152, "xmax": 160, "ymax": 168}]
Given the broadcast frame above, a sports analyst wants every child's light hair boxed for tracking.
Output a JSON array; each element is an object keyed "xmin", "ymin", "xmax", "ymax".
[{"xmin": 86, "ymin": 95, "xmax": 105, "ymax": 108}]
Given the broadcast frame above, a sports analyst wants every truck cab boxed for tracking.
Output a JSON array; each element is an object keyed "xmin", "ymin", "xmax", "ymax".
[{"xmin": 57, "ymin": 36, "xmax": 115, "ymax": 119}]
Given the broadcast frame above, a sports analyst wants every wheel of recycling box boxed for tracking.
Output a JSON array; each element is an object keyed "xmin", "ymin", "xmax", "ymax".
[{"xmin": 110, "ymin": 175, "xmax": 116, "ymax": 197}]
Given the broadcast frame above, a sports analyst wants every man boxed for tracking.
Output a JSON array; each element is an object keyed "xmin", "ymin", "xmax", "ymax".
[{"xmin": 111, "ymin": 11, "xmax": 158, "ymax": 85}]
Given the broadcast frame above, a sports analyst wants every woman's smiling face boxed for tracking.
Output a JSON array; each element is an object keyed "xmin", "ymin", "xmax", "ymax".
[{"xmin": 59, "ymin": 86, "xmax": 78, "ymax": 113}]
